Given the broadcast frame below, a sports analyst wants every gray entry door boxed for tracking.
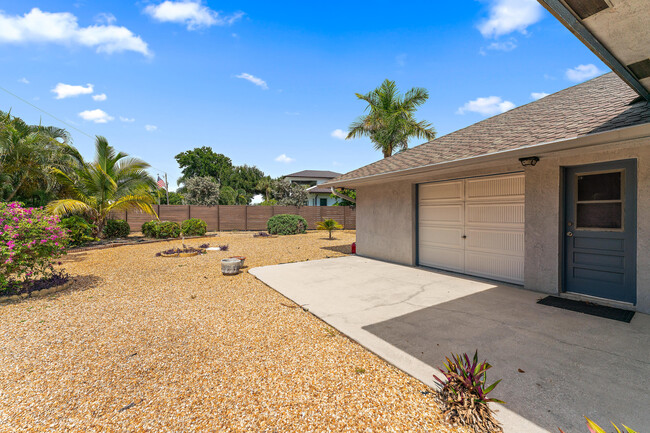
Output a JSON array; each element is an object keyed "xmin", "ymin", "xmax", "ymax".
[{"xmin": 564, "ymin": 159, "xmax": 637, "ymax": 304}]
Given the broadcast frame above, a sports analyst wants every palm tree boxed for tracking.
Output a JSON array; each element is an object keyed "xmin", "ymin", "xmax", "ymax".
[
  {"xmin": 46, "ymin": 136, "xmax": 158, "ymax": 236},
  {"xmin": 347, "ymin": 79, "xmax": 436, "ymax": 158},
  {"xmin": 256, "ymin": 177, "xmax": 273, "ymax": 202},
  {"xmin": 316, "ymin": 219, "xmax": 343, "ymax": 240},
  {"xmin": 0, "ymin": 111, "xmax": 72, "ymax": 202}
]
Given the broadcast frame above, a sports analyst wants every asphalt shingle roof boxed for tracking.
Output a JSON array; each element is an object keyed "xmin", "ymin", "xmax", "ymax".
[
  {"xmin": 284, "ymin": 170, "xmax": 342, "ymax": 179},
  {"xmin": 329, "ymin": 73, "xmax": 650, "ymax": 185}
]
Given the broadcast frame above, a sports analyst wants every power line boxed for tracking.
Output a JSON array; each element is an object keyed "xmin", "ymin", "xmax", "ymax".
[
  {"xmin": 0, "ymin": 84, "xmax": 168, "ymax": 176},
  {"xmin": 0, "ymin": 84, "xmax": 96, "ymax": 140}
]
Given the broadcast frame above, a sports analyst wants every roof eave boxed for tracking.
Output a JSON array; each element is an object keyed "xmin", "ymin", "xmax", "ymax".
[
  {"xmin": 323, "ymin": 121, "xmax": 650, "ymax": 188},
  {"xmin": 537, "ymin": 0, "xmax": 650, "ymax": 101}
]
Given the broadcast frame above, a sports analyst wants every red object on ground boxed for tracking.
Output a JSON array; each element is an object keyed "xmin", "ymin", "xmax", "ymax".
[{"xmin": 351, "ymin": 242, "xmax": 356, "ymax": 254}]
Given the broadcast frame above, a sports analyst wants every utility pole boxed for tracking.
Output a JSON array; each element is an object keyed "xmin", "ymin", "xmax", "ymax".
[{"xmin": 165, "ymin": 173, "xmax": 169, "ymax": 205}]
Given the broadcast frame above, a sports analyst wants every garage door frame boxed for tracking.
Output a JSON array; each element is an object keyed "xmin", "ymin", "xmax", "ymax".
[{"xmin": 416, "ymin": 171, "xmax": 525, "ymax": 284}]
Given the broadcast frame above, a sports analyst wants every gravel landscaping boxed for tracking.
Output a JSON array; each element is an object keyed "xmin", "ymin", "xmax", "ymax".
[{"xmin": 0, "ymin": 231, "xmax": 463, "ymax": 432}]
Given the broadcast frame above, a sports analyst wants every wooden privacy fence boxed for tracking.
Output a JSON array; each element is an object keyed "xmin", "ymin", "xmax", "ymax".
[{"xmin": 109, "ymin": 205, "xmax": 356, "ymax": 232}]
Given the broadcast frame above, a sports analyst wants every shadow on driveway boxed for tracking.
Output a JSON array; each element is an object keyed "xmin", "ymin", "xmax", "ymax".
[{"xmin": 251, "ymin": 256, "xmax": 650, "ymax": 433}]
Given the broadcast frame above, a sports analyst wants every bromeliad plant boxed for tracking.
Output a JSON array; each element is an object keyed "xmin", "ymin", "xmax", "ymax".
[
  {"xmin": 560, "ymin": 418, "xmax": 638, "ymax": 433},
  {"xmin": 433, "ymin": 351, "xmax": 503, "ymax": 433}
]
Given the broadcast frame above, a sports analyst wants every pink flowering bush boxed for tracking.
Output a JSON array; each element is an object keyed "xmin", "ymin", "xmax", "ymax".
[{"xmin": 0, "ymin": 202, "xmax": 68, "ymax": 292}]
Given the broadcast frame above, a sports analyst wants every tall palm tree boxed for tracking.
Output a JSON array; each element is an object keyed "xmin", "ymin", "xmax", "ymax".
[
  {"xmin": 256, "ymin": 176, "xmax": 273, "ymax": 202},
  {"xmin": 0, "ymin": 111, "xmax": 72, "ymax": 202},
  {"xmin": 46, "ymin": 136, "xmax": 158, "ymax": 236},
  {"xmin": 347, "ymin": 79, "xmax": 436, "ymax": 158}
]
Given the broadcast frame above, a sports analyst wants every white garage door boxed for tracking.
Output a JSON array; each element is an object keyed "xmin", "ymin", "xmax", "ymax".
[{"xmin": 418, "ymin": 173, "xmax": 525, "ymax": 284}]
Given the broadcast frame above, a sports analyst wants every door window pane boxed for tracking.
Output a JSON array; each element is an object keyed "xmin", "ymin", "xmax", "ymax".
[
  {"xmin": 578, "ymin": 172, "xmax": 621, "ymax": 201},
  {"xmin": 577, "ymin": 203, "xmax": 622, "ymax": 228}
]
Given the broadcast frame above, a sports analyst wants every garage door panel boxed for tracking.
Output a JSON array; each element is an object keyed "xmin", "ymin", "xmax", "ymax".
[
  {"xmin": 419, "ymin": 204, "xmax": 463, "ymax": 224},
  {"xmin": 419, "ymin": 247, "xmax": 464, "ymax": 273},
  {"xmin": 419, "ymin": 180, "xmax": 463, "ymax": 202},
  {"xmin": 418, "ymin": 173, "xmax": 525, "ymax": 285},
  {"xmin": 465, "ymin": 251, "xmax": 524, "ymax": 284},
  {"xmin": 465, "ymin": 203, "xmax": 524, "ymax": 226},
  {"xmin": 419, "ymin": 226, "xmax": 464, "ymax": 249},
  {"xmin": 465, "ymin": 229, "xmax": 524, "ymax": 256},
  {"xmin": 466, "ymin": 174, "xmax": 524, "ymax": 200}
]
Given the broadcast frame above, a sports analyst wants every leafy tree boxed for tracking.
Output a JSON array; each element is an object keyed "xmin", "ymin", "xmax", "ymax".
[
  {"xmin": 175, "ymin": 147, "xmax": 266, "ymax": 204},
  {"xmin": 270, "ymin": 179, "xmax": 308, "ymax": 206},
  {"xmin": 175, "ymin": 147, "xmax": 233, "ymax": 185},
  {"xmin": 347, "ymin": 79, "xmax": 436, "ymax": 158},
  {"xmin": 184, "ymin": 176, "xmax": 220, "ymax": 206},
  {"xmin": 331, "ymin": 188, "xmax": 356, "ymax": 207},
  {"xmin": 316, "ymin": 218, "xmax": 343, "ymax": 239},
  {"xmin": 256, "ymin": 176, "xmax": 273, "ymax": 201},
  {"xmin": 46, "ymin": 136, "xmax": 157, "ymax": 236},
  {"xmin": 218, "ymin": 185, "xmax": 237, "ymax": 205},
  {"xmin": 0, "ymin": 110, "xmax": 73, "ymax": 203},
  {"xmin": 167, "ymin": 191, "xmax": 185, "ymax": 205}
]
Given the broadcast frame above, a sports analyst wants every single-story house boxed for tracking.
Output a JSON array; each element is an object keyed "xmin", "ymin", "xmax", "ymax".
[
  {"xmin": 283, "ymin": 170, "xmax": 342, "ymax": 206},
  {"xmin": 323, "ymin": 0, "xmax": 650, "ymax": 313}
]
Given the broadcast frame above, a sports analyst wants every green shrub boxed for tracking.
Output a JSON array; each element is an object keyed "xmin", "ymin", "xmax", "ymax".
[
  {"xmin": 141, "ymin": 220, "xmax": 158, "ymax": 238},
  {"xmin": 103, "ymin": 219, "xmax": 131, "ymax": 239},
  {"xmin": 181, "ymin": 218, "xmax": 207, "ymax": 236},
  {"xmin": 61, "ymin": 215, "xmax": 97, "ymax": 246},
  {"xmin": 156, "ymin": 221, "xmax": 181, "ymax": 238},
  {"xmin": 267, "ymin": 214, "xmax": 307, "ymax": 235}
]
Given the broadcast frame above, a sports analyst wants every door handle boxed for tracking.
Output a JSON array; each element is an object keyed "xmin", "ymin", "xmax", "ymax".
[{"xmin": 566, "ymin": 232, "xmax": 573, "ymax": 237}]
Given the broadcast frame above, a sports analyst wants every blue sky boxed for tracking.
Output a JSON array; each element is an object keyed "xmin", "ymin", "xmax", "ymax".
[{"xmin": 0, "ymin": 0, "xmax": 608, "ymax": 190}]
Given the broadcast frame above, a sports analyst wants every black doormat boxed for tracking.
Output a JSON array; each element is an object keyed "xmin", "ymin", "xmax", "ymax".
[{"xmin": 537, "ymin": 296, "xmax": 635, "ymax": 323}]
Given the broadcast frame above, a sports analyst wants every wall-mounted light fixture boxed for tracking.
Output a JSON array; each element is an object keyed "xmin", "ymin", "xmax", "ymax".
[{"xmin": 519, "ymin": 156, "xmax": 540, "ymax": 167}]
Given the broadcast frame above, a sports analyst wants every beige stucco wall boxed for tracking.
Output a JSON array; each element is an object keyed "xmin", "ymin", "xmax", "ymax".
[
  {"xmin": 353, "ymin": 138, "xmax": 649, "ymax": 313},
  {"xmin": 525, "ymin": 140, "xmax": 650, "ymax": 313}
]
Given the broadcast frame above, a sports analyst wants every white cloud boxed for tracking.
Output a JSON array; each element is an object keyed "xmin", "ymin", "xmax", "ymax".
[
  {"xmin": 79, "ymin": 109, "xmax": 113, "ymax": 123},
  {"xmin": 331, "ymin": 129, "xmax": 347, "ymax": 140},
  {"xmin": 236, "ymin": 72, "xmax": 268, "ymax": 89},
  {"xmin": 275, "ymin": 154, "xmax": 294, "ymax": 163},
  {"xmin": 0, "ymin": 8, "xmax": 151, "ymax": 56},
  {"xmin": 52, "ymin": 83, "xmax": 93, "ymax": 99},
  {"xmin": 565, "ymin": 64, "xmax": 603, "ymax": 82},
  {"xmin": 94, "ymin": 12, "xmax": 116, "ymax": 25},
  {"xmin": 531, "ymin": 92, "xmax": 549, "ymax": 100},
  {"xmin": 18, "ymin": 77, "xmax": 29, "ymax": 84},
  {"xmin": 92, "ymin": 93, "xmax": 107, "ymax": 101},
  {"xmin": 486, "ymin": 40, "xmax": 517, "ymax": 52},
  {"xmin": 478, "ymin": 0, "xmax": 544, "ymax": 38},
  {"xmin": 144, "ymin": 1, "xmax": 244, "ymax": 30},
  {"xmin": 145, "ymin": 124, "xmax": 158, "ymax": 131},
  {"xmin": 119, "ymin": 116, "xmax": 135, "ymax": 122},
  {"xmin": 457, "ymin": 96, "xmax": 516, "ymax": 116}
]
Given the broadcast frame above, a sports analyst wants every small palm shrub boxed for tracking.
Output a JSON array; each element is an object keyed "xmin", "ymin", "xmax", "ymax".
[
  {"xmin": 60, "ymin": 215, "xmax": 97, "ymax": 247},
  {"xmin": 267, "ymin": 214, "xmax": 308, "ymax": 235},
  {"xmin": 181, "ymin": 218, "xmax": 207, "ymax": 236},
  {"xmin": 156, "ymin": 221, "xmax": 181, "ymax": 238},
  {"xmin": 560, "ymin": 418, "xmax": 638, "ymax": 433},
  {"xmin": 433, "ymin": 351, "xmax": 503, "ymax": 433},
  {"xmin": 103, "ymin": 219, "xmax": 130, "ymax": 239},
  {"xmin": 141, "ymin": 221, "xmax": 158, "ymax": 238},
  {"xmin": 316, "ymin": 219, "xmax": 343, "ymax": 239}
]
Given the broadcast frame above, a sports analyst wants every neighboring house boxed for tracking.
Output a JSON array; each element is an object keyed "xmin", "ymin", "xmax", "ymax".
[
  {"xmin": 323, "ymin": 0, "xmax": 650, "ymax": 313},
  {"xmin": 283, "ymin": 170, "xmax": 342, "ymax": 206}
]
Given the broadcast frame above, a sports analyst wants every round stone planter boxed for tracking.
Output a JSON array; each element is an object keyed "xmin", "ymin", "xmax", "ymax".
[
  {"xmin": 0, "ymin": 279, "xmax": 74, "ymax": 303},
  {"xmin": 221, "ymin": 258, "xmax": 241, "ymax": 275}
]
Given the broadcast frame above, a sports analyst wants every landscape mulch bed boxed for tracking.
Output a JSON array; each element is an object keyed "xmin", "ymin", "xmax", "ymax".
[{"xmin": 0, "ymin": 231, "xmax": 464, "ymax": 432}]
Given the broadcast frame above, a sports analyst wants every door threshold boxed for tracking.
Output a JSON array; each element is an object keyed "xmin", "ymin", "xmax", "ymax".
[{"xmin": 560, "ymin": 292, "xmax": 635, "ymax": 311}]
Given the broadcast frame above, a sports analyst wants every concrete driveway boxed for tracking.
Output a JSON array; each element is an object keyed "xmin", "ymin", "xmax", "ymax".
[{"xmin": 250, "ymin": 256, "xmax": 650, "ymax": 433}]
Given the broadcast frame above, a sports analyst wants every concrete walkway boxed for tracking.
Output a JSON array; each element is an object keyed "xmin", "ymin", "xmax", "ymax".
[{"xmin": 250, "ymin": 256, "xmax": 650, "ymax": 433}]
